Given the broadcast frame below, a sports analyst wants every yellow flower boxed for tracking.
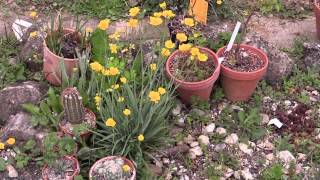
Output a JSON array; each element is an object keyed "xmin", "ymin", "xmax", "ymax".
[
  {"xmin": 120, "ymin": 77, "xmax": 127, "ymax": 84},
  {"xmin": 98, "ymin": 19, "xmax": 110, "ymax": 30},
  {"xmin": 190, "ymin": 47, "xmax": 200, "ymax": 56},
  {"xmin": 129, "ymin": 7, "xmax": 140, "ymax": 17},
  {"xmin": 179, "ymin": 44, "xmax": 192, "ymax": 52},
  {"xmin": 162, "ymin": 10, "xmax": 175, "ymax": 19},
  {"xmin": 149, "ymin": 16, "xmax": 163, "ymax": 26},
  {"xmin": 159, "ymin": 2, "xmax": 166, "ymax": 9},
  {"xmin": 183, "ymin": 18, "xmax": 195, "ymax": 27},
  {"xmin": 118, "ymin": 96, "xmax": 125, "ymax": 102},
  {"xmin": 106, "ymin": 88, "xmax": 113, "ymax": 92},
  {"xmin": 127, "ymin": 18, "xmax": 138, "ymax": 28},
  {"xmin": 138, "ymin": 134, "xmax": 145, "ymax": 141},
  {"xmin": 110, "ymin": 44, "xmax": 118, "ymax": 54},
  {"xmin": 109, "ymin": 67, "xmax": 120, "ymax": 76},
  {"xmin": 129, "ymin": 44, "xmax": 135, "ymax": 49},
  {"xmin": 149, "ymin": 91, "xmax": 161, "ymax": 103},
  {"xmin": 176, "ymin": 33, "xmax": 187, "ymax": 42},
  {"xmin": 161, "ymin": 48, "xmax": 171, "ymax": 57},
  {"xmin": 29, "ymin": 31, "xmax": 38, "ymax": 38},
  {"xmin": 29, "ymin": 11, "xmax": 37, "ymax": 18},
  {"xmin": 105, "ymin": 118, "xmax": 116, "ymax": 127},
  {"xmin": 95, "ymin": 94, "xmax": 102, "ymax": 104},
  {"xmin": 102, "ymin": 68, "xmax": 110, "ymax": 76},
  {"xmin": 123, "ymin": 165, "xmax": 131, "ymax": 172},
  {"xmin": 193, "ymin": 33, "xmax": 200, "ymax": 38},
  {"xmin": 90, "ymin": 62, "xmax": 103, "ymax": 72},
  {"xmin": 217, "ymin": 0, "xmax": 222, "ymax": 5},
  {"xmin": 111, "ymin": 84, "xmax": 120, "ymax": 90},
  {"xmin": 6, "ymin": 138, "xmax": 15, "ymax": 145},
  {"xmin": 150, "ymin": 63, "xmax": 157, "ymax": 71},
  {"xmin": 109, "ymin": 31, "xmax": 121, "ymax": 40},
  {"xmin": 85, "ymin": 27, "xmax": 93, "ymax": 33},
  {"xmin": 0, "ymin": 142, "xmax": 4, "ymax": 150},
  {"xmin": 123, "ymin": 109, "xmax": 131, "ymax": 116},
  {"xmin": 165, "ymin": 40, "xmax": 175, "ymax": 49},
  {"xmin": 158, "ymin": 87, "xmax": 166, "ymax": 95},
  {"xmin": 198, "ymin": 53, "xmax": 208, "ymax": 62},
  {"xmin": 153, "ymin": 12, "xmax": 163, "ymax": 17},
  {"xmin": 72, "ymin": 68, "xmax": 78, "ymax": 72}
]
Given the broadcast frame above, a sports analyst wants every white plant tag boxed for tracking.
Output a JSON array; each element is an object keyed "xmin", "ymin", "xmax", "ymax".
[
  {"xmin": 268, "ymin": 118, "xmax": 283, "ymax": 128},
  {"xmin": 12, "ymin": 19, "xmax": 33, "ymax": 41}
]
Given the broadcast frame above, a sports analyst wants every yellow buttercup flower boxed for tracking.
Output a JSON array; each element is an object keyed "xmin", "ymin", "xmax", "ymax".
[
  {"xmin": 198, "ymin": 53, "xmax": 208, "ymax": 62},
  {"xmin": 110, "ymin": 44, "xmax": 118, "ymax": 54},
  {"xmin": 109, "ymin": 31, "xmax": 121, "ymax": 40},
  {"xmin": 179, "ymin": 44, "xmax": 192, "ymax": 52},
  {"xmin": 102, "ymin": 68, "xmax": 111, "ymax": 76},
  {"xmin": 129, "ymin": 44, "xmax": 135, "ymax": 49},
  {"xmin": 190, "ymin": 47, "xmax": 200, "ymax": 56},
  {"xmin": 90, "ymin": 62, "xmax": 103, "ymax": 72},
  {"xmin": 120, "ymin": 77, "xmax": 127, "ymax": 84},
  {"xmin": 6, "ymin": 138, "xmax": 15, "ymax": 145},
  {"xmin": 149, "ymin": 16, "xmax": 163, "ymax": 26},
  {"xmin": 98, "ymin": 19, "xmax": 110, "ymax": 30},
  {"xmin": 149, "ymin": 91, "xmax": 161, "ymax": 103},
  {"xmin": 193, "ymin": 33, "xmax": 200, "ymax": 38},
  {"xmin": 183, "ymin": 18, "xmax": 195, "ymax": 27},
  {"xmin": 176, "ymin": 33, "xmax": 187, "ymax": 42},
  {"xmin": 111, "ymin": 84, "xmax": 120, "ymax": 90},
  {"xmin": 138, "ymin": 134, "xmax": 145, "ymax": 141},
  {"xmin": 118, "ymin": 96, "xmax": 125, "ymax": 102},
  {"xmin": 123, "ymin": 109, "xmax": 131, "ymax": 116},
  {"xmin": 153, "ymin": 12, "xmax": 163, "ymax": 17},
  {"xmin": 29, "ymin": 31, "xmax": 38, "ymax": 38},
  {"xmin": 95, "ymin": 94, "xmax": 102, "ymax": 104},
  {"xmin": 162, "ymin": 10, "xmax": 175, "ymax": 19},
  {"xmin": 106, "ymin": 88, "xmax": 113, "ymax": 92},
  {"xmin": 123, "ymin": 165, "xmax": 131, "ymax": 172},
  {"xmin": 129, "ymin": 7, "xmax": 140, "ymax": 17},
  {"xmin": 85, "ymin": 27, "xmax": 93, "ymax": 33},
  {"xmin": 158, "ymin": 87, "xmax": 166, "ymax": 95},
  {"xmin": 127, "ymin": 18, "xmax": 138, "ymax": 28},
  {"xmin": 150, "ymin": 63, "xmax": 157, "ymax": 71},
  {"xmin": 217, "ymin": 0, "xmax": 222, "ymax": 5},
  {"xmin": 105, "ymin": 118, "xmax": 116, "ymax": 127},
  {"xmin": 29, "ymin": 11, "xmax": 37, "ymax": 18},
  {"xmin": 165, "ymin": 40, "xmax": 175, "ymax": 49},
  {"xmin": 159, "ymin": 2, "xmax": 166, "ymax": 9},
  {"xmin": 109, "ymin": 67, "xmax": 120, "ymax": 76},
  {"xmin": 0, "ymin": 142, "xmax": 4, "ymax": 150},
  {"xmin": 161, "ymin": 48, "xmax": 171, "ymax": 57}
]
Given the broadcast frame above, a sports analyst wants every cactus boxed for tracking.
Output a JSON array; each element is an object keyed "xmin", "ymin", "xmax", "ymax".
[{"xmin": 62, "ymin": 87, "xmax": 85, "ymax": 124}]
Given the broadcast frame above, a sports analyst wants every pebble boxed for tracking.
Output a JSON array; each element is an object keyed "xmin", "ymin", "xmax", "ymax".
[
  {"xmin": 224, "ymin": 168, "xmax": 234, "ymax": 178},
  {"xmin": 241, "ymin": 168, "xmax": 254, "ymax": 180},
  {"xmin": 198, "ymin": 135, "xmax": 210, "ymax": 146},
  {"xmin": 184, "ymin": 134, "xmax": 195, "ymax": 144},
  {"xmin": 260, "ymin": 113, "xmax": 269, "ymax": 125},
  {"xmin": 297, "ymin": 153, "xmax": 307, "ymax": 161},
  {"xmin": 310, "ymin": 96, "xmax": 317, "ymax": 102},
  {"xmin": 180, "ymin": 175, "xmax": 190, "ymax": 180},
  {"xmin": 266, "ymin": 153, "xmax": 275, "ymax": 161},
  {"xmin": 263, "ymin": 96, "xmax": 272, "ymax": 103},
  {"xmin": 277, "ymin": 150, "xmax": 296, "ymax": 164},
  {"xmin": 163, "ymin": 158, "xmax": 170, "ymax": 164},
  {"xmin": 284, "ymin": 100, "xmax": 291, "ymax": 106},
  {"xmin": 234, "ymin": 170, "xmax": 241, "ymax": 179},
  {"xmin": 204, "ymin": 123, "xmax": 215, "ymax": 134},
  {"xmin": 189, "ymin": 146, "xmax": 203, "ymax": 159},
  {"xmin": 190, "ymin": 141, "xmax": 199, "ymax": 148},
  {"xmin": 176, "ymin": 117, "xmax": 185, "ymax": 127},
  {"xmin": 257, "ymin": 140, "xmax": 274, "ymax": 151},
  {"xmin": 225, "ymin": 133, "xmax": 239, "ymax": 145},
  {"xmin": 239, "ymin": 143, "xmax": 253, "ymax": 155},
  {"xmin": 231, "ymin": 105, "xmax": 244, "ymax": 111},
  {"xmin": 172, "ymin": 102, "xmax": 182, "ymax": 116},
  {"xmin": 214, "ymin": 143, "xmax": 226, "ymax": 152},
  {"xmin": 7, "ymin": 165, "xmax": 18, "ymax": 178},
  {"xmin": 312, "ymin": 90, "xmax": 319, "ymax": 96},
  {"xmin": 216, "ymin": 127, "xmax": 227, "ymax": 135}
]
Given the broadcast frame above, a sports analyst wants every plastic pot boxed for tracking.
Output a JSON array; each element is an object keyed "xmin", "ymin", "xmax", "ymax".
[
  {"xmin": 43, "ymin": 28, "xmax": 79, "ymax": 86},
  {"xmin": 315, "ymin": 0, "xmax": 320, "ymax": 39},
  {"xmin": 42, "ymin": 156, "xmax": 80, "ymax": 180},
  {"xmin": 89, "ymin": 156, "xmax": 136, "ymax": 180},
  {"xmin": 216, "ymin": 44, "xmax": 269, "ymax": 101},
  {"xmin": 166, "ymin": 47, "xmax": 221, "ymax": 105}
]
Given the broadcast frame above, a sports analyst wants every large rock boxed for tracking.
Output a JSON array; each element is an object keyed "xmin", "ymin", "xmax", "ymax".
[
  {"xmin": 246, "ymin": 34, "xmax": 294, "ymax": 86},
  {"xmin": 302, "ymin": 43, "xmax": 320, "ymax": 72},
  {"xmin": 0, "ymin": 81, "xmax": 48, "ymax": 123}
]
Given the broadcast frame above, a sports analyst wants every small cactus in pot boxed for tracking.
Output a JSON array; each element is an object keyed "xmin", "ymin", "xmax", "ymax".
[{"xmin": 59, "ymin": 87, "xmax": 96, "ymax": 137}]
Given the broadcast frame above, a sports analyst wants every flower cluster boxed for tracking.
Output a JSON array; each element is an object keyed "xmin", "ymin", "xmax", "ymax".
[
  {"xmin": 148, "ymin": 87, "xmax": 166, "ymax": 104},
  {"xmin": 148, "ymin": 2, "xmax": 176, "ymax": 26},
  {"xmin": 90, "ymin": 62, "xmax": 120, "ymax": 76},
  {"xmin": 0, "ymin": 137, "xmax": 16, "ymax": 150}
]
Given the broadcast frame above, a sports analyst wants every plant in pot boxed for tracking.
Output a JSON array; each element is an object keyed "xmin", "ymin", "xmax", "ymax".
[
  {"xmin": 43, "ymin": 14, "xmax": 89, "ymax": 86},
  {"xmin": 59, "ymin": 87, "xmax": 96, "ymax": 138},
  {"xmin": 315, "ymin": 0, "xmax": 320, "ymax": 39},
  {"xmin": 89, "ymin": 156, "xmax": 136, "ymax": 180},
  {"xmin": 216, "ymin": 12, "xmax": 269, "ymax": 101},
  {"xmin": 41, "ymin": 132, "xmax": 79, "ymax": 180}
]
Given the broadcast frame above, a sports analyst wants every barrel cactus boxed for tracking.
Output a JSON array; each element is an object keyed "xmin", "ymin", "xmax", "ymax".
[{"xmin": 61, "ymin": 87, "xmax": 85, "ymax": 124}]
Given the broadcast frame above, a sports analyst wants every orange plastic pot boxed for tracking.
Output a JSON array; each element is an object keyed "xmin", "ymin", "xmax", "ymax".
[
  {"xmin": 89, "ymin": 156, "xmax": 136, "ymax": 180},
  {"xmin": 166, "ymin": 47, "xmax": 221, "ymax": 105},
  {"xmin": 216, "ymin": 44, "xmax": 269, "ymax": 102},
  {"xmin": 315, "ymin": 0, "xmax": 320, "ymax": 39},
  {"xmin": 43, "ymin": 28, "xmax": 79, "ymax": 86},
  {"xmin": 42, "ymin": 156, "xmax": 80, "ymax": 180}
]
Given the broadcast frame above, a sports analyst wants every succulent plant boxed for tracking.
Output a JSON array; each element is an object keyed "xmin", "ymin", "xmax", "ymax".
[{"xmin": 62, "ymin": 87, "xmax": 85, "ymax": 124}]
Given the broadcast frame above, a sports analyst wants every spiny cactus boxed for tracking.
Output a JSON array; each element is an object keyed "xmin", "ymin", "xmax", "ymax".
[{"xmin": 62, "ymin": 88, "xmax": 85, "ymax": 124}]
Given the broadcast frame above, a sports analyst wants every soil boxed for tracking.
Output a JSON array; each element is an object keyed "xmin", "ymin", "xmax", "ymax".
[
  {"xmin": 222, "ymin": 47, "xmax": 265, "ymax": 72},
  {"xmin": 171, "ymin": 52, "xmax": 216, "ymax": 82},
  {"xmin": 46, "ymin": 158, "xmax": 76, "ymax": 180},
  {"xmin": 60, "ymin": 32, "xmax": 82, "ymax": 59}
]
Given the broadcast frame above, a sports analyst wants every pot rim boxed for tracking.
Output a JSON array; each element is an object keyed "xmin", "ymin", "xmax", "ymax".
[
  {"xmin": 217, "ymin": 44, "xmax": 269, "ymax": 75},
  {"xmin": 166, "ymin": 47, "xmax": 221, "ymax": 85},
  {"xmin": 42, "ymin": 156, "xmax": 80, "ymax": 180},
  {"xmin": 43, "ymin": 28, "xmax": 79, "ymax": 62},
  {"xmin": 315, "ymin": 0, "xmax": 320, "ymax": 7},
  {"xmin": 89, "ymin": 156, "xmax": 136, "ymax": 180}
]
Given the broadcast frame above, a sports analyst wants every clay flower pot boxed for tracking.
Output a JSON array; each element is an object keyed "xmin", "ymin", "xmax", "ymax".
[
  {"xmin": 166, "ymin": 47, "xmax": 221, "ymax": 104},
  {"xmin": 43, "ymin": 28, "xmax": 79, "ymax": 86},
  {"xmin": 216, "ymin": 44, "xmax": 269, "ymax": 101},
  {"xmin": 89, "ymin": 156, "xmax": 136, "ymax": 180},
  {"xmin": 42, "ymin": 156, "xmax": 80, "ymax": 180},
  {"xmin": 315, "ymin": 0, "xmax": 320, "ymax": 39}
]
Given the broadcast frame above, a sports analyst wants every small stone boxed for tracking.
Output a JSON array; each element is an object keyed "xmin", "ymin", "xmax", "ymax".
[
  {"xmin": 205, "ymin": 123, "xmax": 215, "ymax": 134},
  {"xmin": 176, "ymin": 117, "xmax": 185, "ymax": 127},
  {"xmin": 189, "ymin": 108, "xmax": 206, "ymax": 117},
  {"xmin": 266, "ymin": 153, "xmax": 274, "ymax": 161},
  {"xmin": 184, "ymin": 134, "xmax": 195, "ymax": 144},
  {"xmin": 239, "ymin": 143, "xmax": 253, "ymax": 155},
  {"xmin": 189, "ymin": 146, "xmax": 203, "ymax": 159},
  {"xmin": 198, "ymin": 135, "xmax": 210, "ymax": 146},
  {"xmin": 312, "ymin": 90, "xmax": 319, "ymax": 96},
  {"xmin": 163, "ymin": 158, "xmax": 170, "ymax": 164},
  {"xmin": 214, "ymin": 143, "xmax": 226, "ymax": 152},
  {"xmin": 297, "ymin": 153, "xmax": 306, "ymax": 161},
  {"xmin": 241, "ymin": 168, "xmax": 254, "ymax": 180},
  {"xmin": 190, "ymin": 141, "xmax": 199, "ymax": 148},
  {"xmin": 216, "ymin": 127, "xmax": 227, "ymax": 135},
  {"xmin": 277, "ymin": 150, "xmax": 296, "ymax": 164},
  {"xmin": 224, "ymin": 168, "xmax": 234, "ymax": 178},
  {"xmin": 7, "ymin": 165, "xmax": 18, "ymax": 178},
  {"xmin": 225, "ymin": 133, "xmax": 239, "ymax": 145},
  {"xmin": 260, "ymin": 113, "xmax": 270, "ymax": 125},
  {"xmin": 180, "ymin": 175, "xmax": 190, "ymax": 180},
  {"xmin": 172, "ymin": 102, "xmax": 182, "ymax": 116},
  {"xmin": 257, "ymin": 140, "xmax": 274, "ymax": 151},
  {"xmin": 231, "ymin": 105, "xmax": 244, "ymax": 111},
  {"xmin": 284, "ymin": 100, "xmax": 291, "ymax": 106},
  {"xmin": 263, "ymin": 96, "xmax": 272, "ymax": 103},
  {"xmin": 310, "ymin": 96, "xmax": 317, "ymax": 102},
  {"xmin": 295, "ymin": 163, "xmax": 303, "ymax": 174},
  {"xmin": 234, "ymin": 171, "xmax": 241, "ymax": 179},
  {"xmin": 172, "ymin": 167, "xmax": 178, "ymax": 171}
]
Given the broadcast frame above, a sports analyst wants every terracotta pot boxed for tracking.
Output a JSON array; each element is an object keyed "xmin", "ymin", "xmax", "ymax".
[
  {"xmin": 315, "ymin": 0, "xmax": 320, "ymax": 39},
  {"xmin": 43, "ymin": 28, "xmax": 79, "ymax": 86},
  {"xmin": 42, "ymin": 156, "xmax": 80, "ymax": 180},
  {"xmin": 216, "ymin": 44, "xmax": 269, "ymax": 101},
  {"xmin": 166, "ymin": 47, "xmax": 221, "ymax": 105},
  {"xmin": 89, "ymin": 156, "xmax": 136, "ymax": 180}
]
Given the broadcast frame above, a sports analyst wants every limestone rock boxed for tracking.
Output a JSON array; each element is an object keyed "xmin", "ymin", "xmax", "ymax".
[
  {"xmin": 225, "ymin": 133, "xmax": 239, "ymax": 145},
  {"xmin": 198, "ymin": 135, "xmax": 210, "ymax": 146},
  {"xmin": 277, "ymin": 150, "xmax": 296, "ymax": 164},
  {"xmin": 302, "ymin": 43, "xmax": 320, "ymax": 72}
]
